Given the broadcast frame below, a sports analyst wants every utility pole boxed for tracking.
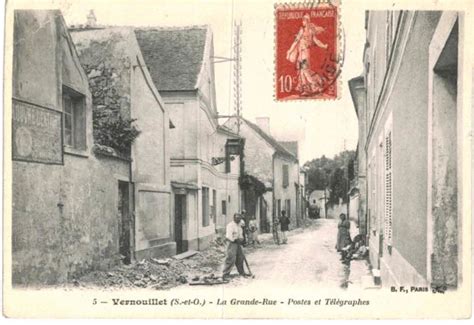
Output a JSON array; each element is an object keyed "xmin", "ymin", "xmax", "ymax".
[
  {"xmin": 213, "ymin": 20, "xmax": 242, "ymax": 134},
  {"xmin": 233, "ymin": 21, "xmax": 242, "ymax": 135},
  {"xmin": 212, "ymin": 20, "xmax": 243, "ymax": 211}
]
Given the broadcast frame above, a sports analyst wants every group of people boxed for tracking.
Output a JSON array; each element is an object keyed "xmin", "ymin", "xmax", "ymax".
[
  {"xmin": 272, "ymin": 210, "xmax": 291, "ymax": 245},
  {"xmin": 222, "ymin": 211, "xmax": 369, "ymax": 279},
  {"xmin": 222, "ymin": 210, "xmax": 291, "ymax": 279},
  {"xmin": 336, "ymin": 213, "xmax": 368, "ymax": 263}
]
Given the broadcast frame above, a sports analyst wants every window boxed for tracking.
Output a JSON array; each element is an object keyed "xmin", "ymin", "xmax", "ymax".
[
  {"xmin": 221, "ymin": 200, "xmax": 227, "ymax": 216},
  {"xmin": 212, "ymin": 189, "xmax": 217, "ymax": 223},
  {"xmin": 202, "ymin": 187, "xmax": 210, "ymax": 227},
  {"xmin": 282, "ymin": 164, "xmax": 289, "ymax": 188},
  {"xmin": 62, "ymin": 86, "xmax": 86, "ymax": 150},
  {"xmin": 277, "ymin": 199, "xmax": 281, "ymax": 217},
  {"xmin": 285, "ymin": 199, "xmax": 291, "ymax": 219},
  {"xmin": 384, "ymin": 131, "xmax": 393, "ymax": 246}
]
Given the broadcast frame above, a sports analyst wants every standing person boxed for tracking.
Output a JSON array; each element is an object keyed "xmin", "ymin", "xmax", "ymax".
[
  {"xmin": 272, "ymin": 214, "xmax": 280, "ymax": 245},
  {"xmin": 240, "ymin": 210, "xmax": 248, "ymax": 246},
  {"xmin": 279, "ymin": 210, "xmax": 290, "ymax": 244},
  {"xmin": 222, "ymin": 213, "xmax": 249, "ymax": 280},
  {"xmin": 336, "ymin": 213, "xmax": 351, "ymax": 255},
  {"xmin": 248, "ymin": 218, "xmax": 260, "ymax": 245}
]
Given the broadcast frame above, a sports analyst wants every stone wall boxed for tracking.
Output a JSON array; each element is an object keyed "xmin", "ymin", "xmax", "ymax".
[
  {"xmin": 12, "ymin": 11, "xmax": 131, "ymax": 285},
  {"xmin": 12, "ymin": 155, "xmax": 130, "ymax": 285},
  {"xmin": 224, "ymin": 118, "xmax": 275, "ymax": 185}
]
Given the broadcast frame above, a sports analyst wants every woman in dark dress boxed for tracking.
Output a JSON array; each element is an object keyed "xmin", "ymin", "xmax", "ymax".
[{"xmin": 336, "ymin": 213, "xmax": 351, "ymax": 252}]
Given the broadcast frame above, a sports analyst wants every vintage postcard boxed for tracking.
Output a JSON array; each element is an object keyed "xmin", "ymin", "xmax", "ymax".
[{"xmin": 2, "ymin": 0, "xmax": 473, "ymax": 319}]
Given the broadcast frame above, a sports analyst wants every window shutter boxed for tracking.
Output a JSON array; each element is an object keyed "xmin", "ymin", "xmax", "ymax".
[
  {"xmin": 384, "ymin": 131, "xmax": 393, "ymax": 246},
  {"xmin": 283, "ymin": 165, "xmax": 289, "ymax": 188},
  {"xmin": 202, "ymin": 187, "xmax": 210, "ymax": 227}
]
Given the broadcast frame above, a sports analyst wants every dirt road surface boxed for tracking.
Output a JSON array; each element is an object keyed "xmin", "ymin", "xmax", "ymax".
[{"xmin": 224, "ymin": 218, "xmax": 372, "ymax": 289}]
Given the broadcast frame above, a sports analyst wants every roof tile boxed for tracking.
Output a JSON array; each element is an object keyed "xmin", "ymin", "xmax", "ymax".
[{"xmin": 135, "ymin": 27, "xmax": 208, "ymax": 91}]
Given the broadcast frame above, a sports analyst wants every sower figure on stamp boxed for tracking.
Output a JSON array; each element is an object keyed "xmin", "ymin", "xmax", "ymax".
[
  {"xmin": 222, "ymin": 213, "xmax": 250, "ymax": 280},
  {"xmin": 286, "ymin": 13, "xmax": 328, "ymax": 96}
]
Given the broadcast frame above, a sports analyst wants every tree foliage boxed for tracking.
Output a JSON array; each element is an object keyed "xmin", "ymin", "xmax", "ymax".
[
  {"xmin": 303, "ymin": 150, "xmax": 355, "ymax": 204},
  {"xmin": 93, "ymin": 109, "xmax": 140, "ymax": 156}
]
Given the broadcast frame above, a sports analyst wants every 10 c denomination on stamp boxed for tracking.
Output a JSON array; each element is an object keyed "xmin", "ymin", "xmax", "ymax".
[{"xmin": 275, "ymin": 0, "xmax": 341, "ymax": 101}]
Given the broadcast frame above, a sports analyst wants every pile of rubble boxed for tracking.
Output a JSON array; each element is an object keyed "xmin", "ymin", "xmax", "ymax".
[{"xmin": 71, "ymin": 240, "xmax": 227, "ymax": 290}]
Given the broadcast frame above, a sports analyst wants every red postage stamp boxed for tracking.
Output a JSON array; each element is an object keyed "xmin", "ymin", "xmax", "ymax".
[{"xmin": 275, "ymin": 1, "xmax": 341, "ymax": 101}]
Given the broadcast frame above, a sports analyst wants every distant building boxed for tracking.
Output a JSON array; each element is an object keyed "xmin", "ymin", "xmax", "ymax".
[
  {"xmin": 308, "ymin": 190, "xmax": 328, "ymax": 218},
  {"xmin": 309, "ymin": 190, "xmax": 325, "ymax": 209},
  {"xmin": 279, "ymin": 141, "xmax": 305, "ymax": 226},
  {"xmin": 70, "ymin": 26, "xmax": 175, "ymax": 260},
  {"xmin": 299, "ymin": 168, "xmax": 308, "ymax": 221},
  {"xmin": 351, "ymin": 11, "xmax": 463, "ymax": 287},
  {"xmin": 12, "ymin": 10, "xmax": 131, "ymax": 285},
  {"xmin": 224, "ymin": 117, "xmax": 300, "ymax": 231},
  {"xmin": 135, "ymin": 26, "xmax": 243, "ymax": 252}
]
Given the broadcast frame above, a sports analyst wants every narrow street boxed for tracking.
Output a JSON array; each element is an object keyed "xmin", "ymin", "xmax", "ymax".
[
  {"xmin": 70, "ymin": 218, "xmax": 373, "ymax": 290},
  {"xmin": 227, "ymin": 219, "xmax": 372, "ymax": 289}
]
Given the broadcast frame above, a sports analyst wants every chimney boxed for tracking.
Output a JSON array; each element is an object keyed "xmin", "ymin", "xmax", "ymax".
[
  {"xmin": 256, "ymin": 117, "xmax": 270, "ymax": 135},
  {"xmin": 86, "ymin": 10, "xmax": 97, "ymax": 27}
]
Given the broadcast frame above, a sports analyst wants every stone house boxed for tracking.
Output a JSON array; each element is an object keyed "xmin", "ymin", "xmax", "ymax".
[
  {"xmin": 279, "ymin": 141, "xmax": 305, "ymax": 227},
  {"xmin": 135, "ymin": 26, "xmax": 242, "ymax": 253},
  {"xmin": 352, "ymin": 11, "xmax": 463, "ymax": 287},
  {"xmin": 299, "ymin": 168, "xmax": 308, "ymax": 221},
  {"xmin": 308, "ymin": 189, "xmax": 328, "ymax": 218},
  {"xmin": 224, "ymin": 117, "xmax": 300, "ymax": 232},
  {"xmin": 348, "ymin": 77, "xmax": 367, "ymax": 234},
  {"xmin": 11, "ymin": 10, "xmax": 132, "ymax": 285},
  {"xmin": 70, "ymin": 27, "xmax": 175, "ymax": 260}
]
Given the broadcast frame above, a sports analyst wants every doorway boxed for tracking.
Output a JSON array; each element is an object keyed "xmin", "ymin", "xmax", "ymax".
[
  {"xmin": 174, "ymin": 194, "xmax": 187, "ymax": 254},
  {"xmin": 260, "ymin": 198, "xmax": 268, "ymax": 233},
  {"xmin": 118, "ymin": 181, "xmax": 131, "ymax": 264}
]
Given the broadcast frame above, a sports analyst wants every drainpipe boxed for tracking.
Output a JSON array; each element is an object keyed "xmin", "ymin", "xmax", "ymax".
[
  {"xmin": 128, "ymin": 155, "xmax": 135, "ymax": 262},
  {"xmin": 197, "ymin": 189, "xmax": 200, "ymax": 251},
  {"xmin": 272, "ymin": 152, "xmax": 276, "ymax": 225}
]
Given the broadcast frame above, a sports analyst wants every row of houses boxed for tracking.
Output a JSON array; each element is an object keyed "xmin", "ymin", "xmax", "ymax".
[
  {"xmin": 11, "ymin": 10, "xmax": 306, "ymax": 285},
  {"xmin": 348, "ymin": 11, "xmax": 463, "ymax": 288}
]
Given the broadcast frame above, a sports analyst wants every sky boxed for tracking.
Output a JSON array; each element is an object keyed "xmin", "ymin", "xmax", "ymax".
[{"xmin": 62, "ymin": 0, "xmax": 366, "ymax": 164}]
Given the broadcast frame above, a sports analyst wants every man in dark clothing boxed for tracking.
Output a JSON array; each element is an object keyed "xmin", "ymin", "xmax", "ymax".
[{"xmin": 279, "ymin": 210, "xmax": 290, "ymax": 244}]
